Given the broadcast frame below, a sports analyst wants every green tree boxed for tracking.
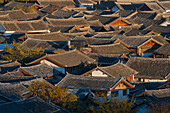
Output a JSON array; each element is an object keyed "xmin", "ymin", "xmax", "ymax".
[{"xmin": 3, "ymin": 41, "xmax": 44, "ymax": 64}]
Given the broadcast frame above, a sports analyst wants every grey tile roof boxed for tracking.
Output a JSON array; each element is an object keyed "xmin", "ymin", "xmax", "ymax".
[
  {"xmin": 146, "ymin": 88, "xmax": 170, "ymax": 97},
  {"xmin": 0, "ymin": 20, "xmax": 49, "ymax": 32},
  {"xmin": 0, "ymin": 10, "xmax": 39, "ymax": 21},
  {"xmin": 87, "ymin": 14, "xmax": 118, "ymax": 25},
  {"xmin": 3, "ymin": 1, "xmax": 35, "ymax": 10},
  {"xmin": 87, "ymin": 20, "xmax": 104, "ymax": 26},
  {"xmin": 46, "ymin": 17, "xmax": 89, "ymax": 26},
  {"xmin": 86, "ymin": 38, "xmax": 115, "ymax": 45},
  {"xmin": 154, "ymin": 44, "xmax": 170, "ymax": 55},
  {"xmin": 0, "ymin": 96, "xmax": 69, "ymax": 113},
  {"xmin": 145, "ymin": 2, "xmax": 164, "ymax": 11},
  {"xmin": 126, "ymin": 57, "xmax": 170, "ymax": 79},
  {"xmin": 77, "ymin": 0, "xmax": 96, "ymax": 4},
  {"xmin": 117, "ymin": 36, "xmax": 166, "ymax": 48},
  {"xmin": 130, "ymin": 16, "xmax": 165, "ymax": 28},
  {"xmin": 131, "ymin": 11, "xmax": 157, "ymax": 20},
  {"xmin": 57, "ymin": 74, "xmax": 121, "ymax": 90},
  {"xmin": 117, "ymin": 10, "xmax": 135, "ymax": 17},
  {"xmin": 143, "ymin": 88, "xmax": 170, "ymax": 103},
  {"xmin": 37, "ymin": 0, "xmax": 75, "ymax": 7},
  {"xmin": 21, "ymin": 38, "xmax": 68, "ymax": 52},
  {"xmin": 21, "ymin": 63, "xmax": 60, "ymax": 78},
  {"xmin": 26, "ymin": 32, "xmax": 71, "ymax": 41},
  {"xmin": 0, "ymin": 71, "xmax": 34, "ymax": 82},
  {"xmin": 52, "ymin": 10, "xmax": 78, "ymax": 18},
  {"xmin": 98, "ymin": 63, "xmax": 138, "ymax": 78},
  {"xmin": 0, "ymin": 14, "xmax": 11, "ymax": 21},
  {"xmin": 0, "ymin": 83, "xmax": 30, "ymax": 101},
  {"xmin": 49, "ymin": 24, "xmax": 74, "ymax": 33},
  {"xmin": 144, "ymin": 25, "xmax": 170, "ymax": 37},
  {"xmin": 158, "ymin": 1, "xmax": 170, "ymax": 10},
  {"xmin": 0, "ymin": 10, "xmax": 26, "ymax": 20},
  {"xmin": 89, "ymin": 43, "xmax": 131, "ymax": 54},
  {"xmin": 40, "ymin": 4, "xmax": 60, "ymax": 13},
  {"xmin": 46, "ymin": 49, "xmax": 95, "ymax": 67}
]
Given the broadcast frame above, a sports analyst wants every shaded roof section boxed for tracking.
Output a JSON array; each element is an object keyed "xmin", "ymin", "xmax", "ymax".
[
  {"xmin": 57, "ymin": 74, "xmax": 121, "ymax": 90},
  {"xmin": 87, "ymin": 53, "xmax": 121, "ymax": 65},
  {"xmin": 89, "ymin": 43, "xmax": 131, "ymax": 54},
  {"xmin": 131, "ymin": 11, "xmax": 157, "ymax": 20},
  {"xmin": 86, "ymin": 38, "xmax": 115, "ymax": 45},
  {"xmin": 120, "ymin": 3, "xmax": 144, "ymax": 11},
  {"xmin": 49, "ymin": 25, "xmax": 74, "ymax": 33},
  {"xmin": 0, "ymin": 96, "xmax": 69, "ymax": 113},
  {"xmin": 0, "ymin": 83, "xmax": 30, "ymax": 101},
  {"xmin": 26, "ymin": 32, "xmax": 70, "ymax": 41},
  {"xmin": 87, "ymin": 15, "xmax": 118, "ymax": 25},
  {"xmin": 0, "ymin": 61, "xmax": 21, "ymax": 74},
  {"xmin": 21, "ymin": 63, "xmax": 60, "ymax": 78},
  {"xmin": 126, "ymin": 57, "xmax": 170, "ymax": 79},
  {"xmin": 46, "ymin": 17, "xmax": 89, "ymax": 26},
  {"xmin": 154, "ymin": 44, "xmax": 170, "ymax": 55},
  {"xmin": 98, "ymin": 63, "xmax": 138, "ymax": 78}
]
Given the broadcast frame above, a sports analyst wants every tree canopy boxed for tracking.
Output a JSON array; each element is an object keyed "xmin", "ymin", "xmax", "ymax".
[
  {"xmin": 3, "ymin": 41, "xmax": 44, "ymax": 64},
  {"xmin": 28, "ymin": 81, "xmax": 137, "ymax": 113}
]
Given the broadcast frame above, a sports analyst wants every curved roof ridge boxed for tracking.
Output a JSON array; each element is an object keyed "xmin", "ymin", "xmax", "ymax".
[
  {"xmin": 21, "ymin": 62, "xmax": 52, "ymax": 69},
  {"xmin": 47, "ymin": 49, "xmax": 77, "ymax": 57},
  {"xmin": 46, "ymin": 16, "xmax": 86, "ymax": 21},
  {"xmin": 27, "ymin": 32, "xmax": 64, "ymax": 36},
  {"xmin": 0, "ymin": 19, "xmax": 45, "ymax": 23},
  {"xmin": 89, "ymin": 43, "xmax": 121, "ymax": 47},
  {"xmin": 128, "ymin": 57, "xmax": 170, "ymax": 61}
]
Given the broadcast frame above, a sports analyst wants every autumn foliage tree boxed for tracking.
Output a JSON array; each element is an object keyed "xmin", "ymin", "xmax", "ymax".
[
  {"xmin": 28, "ymin": 81, "xmax": 77, "ymax": 110},
  {"xmin": 28, "ymin": 81, "xmax": 136, "ymax": 113},
  {"xmin": 14, "ymin": 4, "xmax": 38, "ymax": 13},
  {"xmin": 3, "ymin": 41, "xmax": 44, "ymax": 64},
  {"xmin": 149, "ymin": 103, "xmax": 170, "ymax": 113},
  {"xmin": 86, "ymin": 96, "xmax": 136, "ymax": 113}
]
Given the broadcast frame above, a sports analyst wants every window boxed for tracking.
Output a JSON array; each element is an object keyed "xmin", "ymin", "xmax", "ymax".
[
  {"xmin": 123, "ymin": 90, "xmax": 127, "ymax": 96},
  {"xmin": 112, "ymin": 91, "xmax": 118, "ymax": 97}
]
